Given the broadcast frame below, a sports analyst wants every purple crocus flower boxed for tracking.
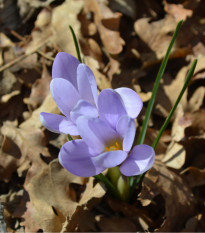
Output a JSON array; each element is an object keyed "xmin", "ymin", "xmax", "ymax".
[
  {"xmin": 40, "ymin": 52, "xmax": 98, "ymax": 135},
  {"xmin": 59, "ymin": 89, "xmax": 155, "ymax": 177},
  {"xmin": 40, "ymin": 52, "xmax": 144, "ymax": 136}
]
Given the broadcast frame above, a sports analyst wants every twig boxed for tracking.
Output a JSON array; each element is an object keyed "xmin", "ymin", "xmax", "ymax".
[
  {"xmin": 0, "ymin": 38, "xmax": 50, "ymax": 72},
  {"xmin": 37, "ymin": 50, "xmax": 54, "ymax": 61}
]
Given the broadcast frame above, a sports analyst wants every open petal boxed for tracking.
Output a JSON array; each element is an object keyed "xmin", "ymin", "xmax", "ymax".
[
  {"xmin": 98, "ymin": 89, "xmax": 127, "ymax": 130},
  {"xmin": 76, "ymin": 117, "xmax": 120, "ymax": 154},
  {"xmin": 52, "ymin": 52, "xmax": 80, "ymax": 89},
  {"xmin": 70, "ymin": 100, "xmax": 98, "ymax": 123},
  {"xmin": 40, "ymin": 112, "xmax": 79, "ymax": 135},
  {"xmin": 116, "ymin": 115, "xmax": 136, "ymax": 152},
  {"xmin": 115, "ymin": 87, "xmax": 143, "ymax": 118},
  {"xmin": 93, "ymin": 150, "xmax": 128, "ymax": 168},
  {"xmin": 50, "ymin": 78, "xmax": 80, "ymax": 117},
  {"xmin": 120, "ymin": 144, "xmax": 155, "ymax": 176},
  {"xmin": 59, "ymin": 139, "xmax": 105, "ymax": 177},
  {"xmin": 77, "ymin": 64, "xmax": 98, "ymax": 105}
]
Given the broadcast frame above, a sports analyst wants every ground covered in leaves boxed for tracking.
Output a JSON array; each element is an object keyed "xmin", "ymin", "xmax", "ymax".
[{"xmin": 0, "ymin": 0, "xmax": 205, "ymax": 232}]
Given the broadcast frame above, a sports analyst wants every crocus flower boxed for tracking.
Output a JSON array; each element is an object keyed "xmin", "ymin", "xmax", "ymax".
[
  {"xmin": 40, "ymin": 52, "xmax": 98, "ymax": 136},
  {"xmin": 59, "ymin": 89, "xmax": 155, "ymax": 177},
  {"xmin": 40, "ymin": 52, "xmax": 143, "ymax": 136}
]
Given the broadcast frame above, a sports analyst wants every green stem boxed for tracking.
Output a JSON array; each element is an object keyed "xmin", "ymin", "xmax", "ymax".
[
  {"xmin": 152, "ymin": 59, "xmax": 197, "ymax": 149},
  {"xmin": 67, "ymin": 134, "xmax": 73, "ymax": 141},
  {"xmin": 69, "ymin": 25, "xmax": 83, "ymax": 63},
  {"xmin": 137, "ymin": 20, "xmax": 183, "ymax": 145},
  {"xmin": 94, "ymin": 173, "xmax": 119, "ymax": 198}
]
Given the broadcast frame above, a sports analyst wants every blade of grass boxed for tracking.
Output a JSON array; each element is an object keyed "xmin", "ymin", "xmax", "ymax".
[
  {"xmin": 137, "ymin": 20, "xmax": 183, "ymax": 145},
  {"xmin": 152, "ymin": 59, "xmax": 197, "ymax": 149},
  {"xmin": 69, "ymin": 25, "xmax": 83, "ymax": 63},
  {"xmin": 129, "ymin": 59, "xmax": 197, "ymax": 197},
  {"xmin": 130, "ymin": 20, "xmax": 183, "ymax": 193}
]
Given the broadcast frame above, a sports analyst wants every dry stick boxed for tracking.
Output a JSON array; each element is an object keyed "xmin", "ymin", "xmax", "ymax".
[
  {"xmin": 0, "ymin": 38, "xmax": 50, "ymax": 72},
  {"xmin": 37, "ymin": 50, "xmax": 54, "ymax": 61}
]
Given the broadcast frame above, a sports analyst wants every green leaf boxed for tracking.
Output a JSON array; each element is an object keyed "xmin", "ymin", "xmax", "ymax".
[
  {"xmin": 137, "ymin": 20, "xmax": 183, "ymax": 145},
  {"xmin": 69, "ymin": 25, "xmax": 83, "ymax": 63},
  {"xmin": 152, "ymin": 59, "xmax": 197, "ymax": 149}
]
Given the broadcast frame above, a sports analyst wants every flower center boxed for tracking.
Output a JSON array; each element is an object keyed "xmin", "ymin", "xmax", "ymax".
[{"xmin": 105, "ymin": 141, "xmax": 121, "ymax": 152}]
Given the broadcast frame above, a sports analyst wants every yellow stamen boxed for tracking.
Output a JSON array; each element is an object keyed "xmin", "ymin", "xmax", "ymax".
[{"xmin": 105, "ymin": 141, "xmax": 121, "ymax": 152}]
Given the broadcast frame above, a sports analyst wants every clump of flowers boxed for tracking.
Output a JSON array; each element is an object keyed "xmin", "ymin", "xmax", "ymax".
[
  {"xmin": 40, "ymin": 52, "xmax": 155, "ymax": 200},
  {"xmin": 40, "ymin": 21, "xmax": 198, "ymax": 201}
]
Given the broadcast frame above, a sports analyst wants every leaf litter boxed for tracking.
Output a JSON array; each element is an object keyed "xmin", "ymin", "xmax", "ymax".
[{"xmin": 0, "ymin": 0, "xmax": 205, "ymax": 232}]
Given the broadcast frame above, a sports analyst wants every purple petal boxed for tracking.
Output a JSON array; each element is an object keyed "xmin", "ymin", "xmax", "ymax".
[
  {"xmin": 115, "ymin": 88, "xmax": 143, "ymax": 118},
  {"xmin": 52, "ymin": 52, "xmax": 80, "ymax": 89},
  {"xmin": 116, "ymin": 115, "xmax": 136, "ymax": 152},
  {"xmin": 98, "ymin": 89, "xmax": 127, "ymax": 129},
  {"xmin": 76, "ymin": 117, "xmax": 120, "ymax": 154},
  {"xmin": 93, "ymin": 150, "xmax": 128, "ymax": 168},
  {"xmin": 70, "ymin": 100, "xmax": 98, "ymax": 123},
  {"xmin": 59, "ymin": 139, "xmax": 104, "ymax": 177},
  {"xmin": 77, "ymin": 64, "xmax": 98, "ymax": 105},
  {"xmin": 50, "ymin": 78, "xmax": 80, "ymax": 117},
  {"xmin": 40, "ymin": 112, "xmax": 79, "ymax": 135},
  {"xmin": 120, "ymin": 144, "xmax": 155, "ymax": 176}
]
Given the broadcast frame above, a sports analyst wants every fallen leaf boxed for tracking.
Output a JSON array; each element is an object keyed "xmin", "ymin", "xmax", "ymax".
[
  {"xmin": 181, "ymin": 167, "xmax": 205, "ymax": 188},
  {"xmin": 62, "ymin": 177, "xmax": 106, "ymax": 232},
  {"xmin": 84, "ymin": 0, "xmax": 124, "ymax": 55},
  {"xmin": 51, "ymin": 0, "xmax": 84, "ymax": 53},
  {"xmin": 163, "ymin": 0, "xmax": 193, "ymax": 21},
  {"xmin": 23, "ymin": 65, "xmax": 51, "ymax": 109},
  {"xmin": 21, "ymin": 159, "xmax": 84, "ymax": 232},
  {"xmin": 1, "ymin": 121, "xmax": 49, "ymax": 180},
  {"xmin": 20, "ymin": 93, "xmax": 59, "ymax": 129},
  {"xmin": 163, "ymin": 141, "xmax": 186, "ymax": 169},
  {"xmin": 140, "ymin": 161, "xmax": 196, "ymax": 231}
]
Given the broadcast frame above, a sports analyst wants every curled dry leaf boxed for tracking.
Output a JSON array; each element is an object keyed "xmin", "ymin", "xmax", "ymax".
[
  {"xmin": 134, "ymin": 15, "xmax": 190, "ymax": 65},
  {"xmin": 0, "ymin": 121, "xmax": 49, "ymax": 181},
  {"xmin": 62, "ymin": 177, "xmax": 106, "ymax": 232},
  {"xmin": 20, "ymin": 92, "xmax": 59, "ymax": 129},
  {"xmin": 163, "ymin": 0, "xmax": 193, "ymax": 21},
  {"xmin": 0, "ymin": 70, "xmax": 21, "ymax": 102},
  {"xmin": 51, "ymin": 0, "xmax": 84, "ymax": 53},
  {"xmin": 84, "ymin": 0, "xmax": 124, "ymax": 55},
  {"xmin": 23, "ymin": 65, "xmax": 51, "ymax": 110},
  {"xmin": 181, "ymin": 167, "xmax": 205, "ymax": 188},
  {"xmin": 21, "ymin": 159, "xmax": 84, "ymax": 232},
  {"xmin": 163, "ymin": 141, "xmax": 186, "ymax": 169},
  {"xmin": 140, "ymin": 161, "xmax": 196, "ymax": 232},
  {"xmin": 162, "ymin": 105, "xmax": 188, "ymax": 169}
]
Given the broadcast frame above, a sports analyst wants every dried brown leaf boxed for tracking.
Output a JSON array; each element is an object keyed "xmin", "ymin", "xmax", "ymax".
[
  {"xmin": 21, "ymin": 159, "xmax": 84, "ymax": 232},
  {"xmin": 50, "ymin": 0, "xmax": 83, "ymax": 53},
  {"xmin": 1, "ymin": 121, "xmax": 49, "ymax": 180},
  {"xmin": 140, "ymin": 161, "xmax": 196, "ymax": 231},
  {"xmin": 23, "ymin": 65, "xmax": 51, "ymax": 109},
  {"xmin": 84, "ymin": 0, "xmax": 124, "ymax": 55},
  {"xmin": 62, "ymin": 177, "xmax": 106, "ymax": 232},
  {"xmin": 181, "ymin": 167, "xmax": 205, "ymax": 188},
  {"xmin": 163, "ymin": 0, "xmax": 193, "ymax": 21},
  {"xmin": 20, "ymin": 93, "xmax": 59, "ymax": 129}
]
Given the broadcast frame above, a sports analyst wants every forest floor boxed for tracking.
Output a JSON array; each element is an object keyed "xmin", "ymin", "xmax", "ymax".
[{"xmin": 0, "ymin": 0, "xmax": 205, "ymax": 232}]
